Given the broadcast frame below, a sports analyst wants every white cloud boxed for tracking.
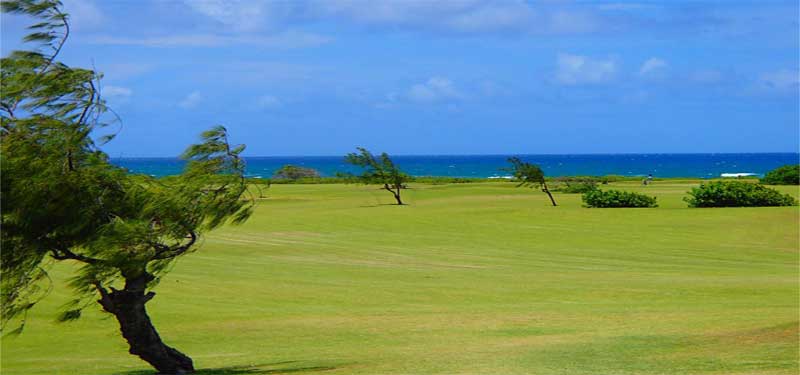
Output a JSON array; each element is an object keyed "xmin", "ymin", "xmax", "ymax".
[
  {"xmin": 638, "ymin": 58, "xmax": 667, "ymax": 76},
  {"xmin": 62, "ymin": 0, "xmax": 104, "ymax": 30},
  {"xmin": 178, "ymin": 91, "xmax": 203, "ymax": 109},
  {"xmin": 87, "ymin": 31, "xmax": 331, "ymax": 48},
  {"xmin": 182, "ymin": 0, "xmax": 282, "ymax": 32},
  {"xmin": 103, "ymin": 85, "xmax": 132, "ymax": 98},
  {"xmin": 255, "ymin": 95, "xmax": 281, "ymax": 109},
  {"xmin": 758, "ymin": 69, "xmax": 800, "ymax": 91},
  {"xmin": 407, "ymin": 77, "xmax": 464, "ymax": 102},
  {"xmin": 554, "ymin": 53, "xmax": 617, "ymax": 85},
  {"xmin": 178, "ymin": 0, "xmax": 608, "ymax": 36}
]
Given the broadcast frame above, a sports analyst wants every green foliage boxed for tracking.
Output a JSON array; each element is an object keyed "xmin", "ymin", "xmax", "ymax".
[
  {"xmin": 557, "ymin": 182, "xmax": 598, "ymax": 194},
  {"xmin": 342, "ymin": 147, "xmax": 410, "ymax": 186},
  {"xmin": 412, "ymin": 176, "xmax": 487, "ymax": 184},
  {"xmin": 1, "ymin": 0, "xmax": 253, "ymax": 335},
  {"xmin": 272, "ymin": 165, "xmax": 321, "ymax": 180},
  {"xmin": 760, "ymin": 164, "xmax": 800, "ymax": 185},
  {"xmin": 684, "ymin": 181, "xmax": 797, "ymax": 207},
  {"xmin": 506, "ymin": 157, "xmax": 544, "ymax": 187},
  {"xmin": 551, "ymin": 177, "xmax": 599, "ymax": 193},
  {"xmin": 582, "ymin": 189, "xmax": 658, "ymax": 208}
]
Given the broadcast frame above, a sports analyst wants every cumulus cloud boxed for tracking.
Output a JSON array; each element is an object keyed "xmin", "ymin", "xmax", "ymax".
[
  {"xmin": 638, "ymin": 58, "xmax": 667, "ymax": 76},
  {"xmin": 103, "ymin": 85, "xmax": 132, "ymax": 98},
  {"xmin": 182, "ymin": 0, "xmax": 294, "ymax": 32},
  {"xmin": 178, "ymin": 91, "xmax": 203, "ymax": 109},
  {"xmin": 407, "ymin": 77, "xmax": 464, "ymax": 102},
  {"xmin": 758, "ymin": 69, "xmax": 799, "ymax": 91},
  {"xmin": 554, "ymin": 53, "xmax": 617, "ymax": 85}
]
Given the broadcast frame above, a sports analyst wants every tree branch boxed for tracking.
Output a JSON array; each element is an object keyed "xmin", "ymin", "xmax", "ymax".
[
  {"xmin": 151, "ymin": 231, "xmax": 197, "ymax": 261},
  {"xmin": 75, "ymin": 79, "xmax": 95, "ymax": 127},
  {"xmin": 50, "ymin": 248, "xmax": 104, "ymax": 264},
  {"xmin": 94, "ymin": 282, "xmax": 116, "ymax": 314}
]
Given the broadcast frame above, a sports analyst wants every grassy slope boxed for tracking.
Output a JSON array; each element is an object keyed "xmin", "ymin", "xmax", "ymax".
[{"xmin": 2, "ymin": 181, "xmax": 798, "ymax": 375}]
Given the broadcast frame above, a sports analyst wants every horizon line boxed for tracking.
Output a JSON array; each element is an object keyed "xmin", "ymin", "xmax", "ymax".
[{"xmin": 110, "ymin": 151, "xmax": 800, "ymax": 159}]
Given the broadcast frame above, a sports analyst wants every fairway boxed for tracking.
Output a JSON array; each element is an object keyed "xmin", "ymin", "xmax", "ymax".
[{"xmin": 2, "ymin": 181, "xmax": 798, "ymax": 375}]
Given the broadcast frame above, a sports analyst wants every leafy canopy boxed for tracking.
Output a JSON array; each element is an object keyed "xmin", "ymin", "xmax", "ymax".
[{"xmin": 506, "ymin": 157, "xmax": 546, "ymax": 188}]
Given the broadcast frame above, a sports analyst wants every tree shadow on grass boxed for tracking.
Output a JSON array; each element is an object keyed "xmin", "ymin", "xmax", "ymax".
[
  {"xmin": 115, "ymin": 361, "xmax": 339, "ymax": 375},
  {"xmin": 358, "ymin": 203, "xmax": 402, "ymax": 208}
]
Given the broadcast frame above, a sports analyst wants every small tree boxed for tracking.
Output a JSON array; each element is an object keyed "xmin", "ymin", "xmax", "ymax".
[
  {"xmin": 342, "ymin": 147, "xmax": 410, "ymax": 205},
  {"xmin": 2, "ymin": 2, "xmax": 254, "ymax": 373},
  {"xmin": 506, "ymin": 157, "xmax": 557, "ymax": 206}
]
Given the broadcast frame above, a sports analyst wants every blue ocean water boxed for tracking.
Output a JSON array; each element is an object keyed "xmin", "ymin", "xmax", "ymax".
[{"xmin": 112, "ymin": 153, "xmax": 799, "ymax": 179}]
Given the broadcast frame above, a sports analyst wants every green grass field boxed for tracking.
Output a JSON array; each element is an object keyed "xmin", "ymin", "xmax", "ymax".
[{"xmin": 2, "ymin": 181, "xmax": 798, "ymax": 375}]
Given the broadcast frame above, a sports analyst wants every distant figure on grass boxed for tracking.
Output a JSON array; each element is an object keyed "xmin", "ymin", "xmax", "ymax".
[
  {"xmin": 506, "ymin": 157, "xmax": 557, "ymax": 206},
  {"xmin": 341, "ymin": 147, "xmax": 411, "ymax": 205}
]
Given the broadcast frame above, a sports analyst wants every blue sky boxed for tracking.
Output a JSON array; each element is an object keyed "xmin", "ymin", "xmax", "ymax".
[{"xmin": 2, "ymin": 0, "xmax": 798, "ymax": 156}]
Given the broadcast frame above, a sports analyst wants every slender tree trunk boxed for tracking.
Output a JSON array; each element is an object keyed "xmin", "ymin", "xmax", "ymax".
[
  {"xmin": 542, "ymin": 182, "xmax": 557, "ymax": 207},
  {"xmin": 394, "ymin": 185, "xmax": 403, "ymax": 205},
  {"xmin": 384, "ymin": 184, "xmax": 403, "ymax": 205},
  {"xmin": 96, "ymin": 273, "xmax": 195, "ymax": 374}
]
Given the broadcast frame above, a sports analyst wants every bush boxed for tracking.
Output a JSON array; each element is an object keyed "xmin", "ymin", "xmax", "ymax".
[
  {"xmin": 761, "ymin": 165, "xmax": 800, "ymax": 185},
  {"xmin": 555, "ymin": 181, "xmax": 598, "ymax": 194},
  {"xmin": 685, "ymin": 181, "xmax": 797, "ymax": 207},
  {"xmin": 272, "ymin": 165, "xmax": 321, "ymax": 180},
  {"xmin": 582, "ymin": 189, "xmax": 658, "ymax": 208}
]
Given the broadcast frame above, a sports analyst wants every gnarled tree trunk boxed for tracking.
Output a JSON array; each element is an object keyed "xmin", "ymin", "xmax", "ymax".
[{"xmin": 96, "ymin": 273, "xmax": 194, "ymax": 374}]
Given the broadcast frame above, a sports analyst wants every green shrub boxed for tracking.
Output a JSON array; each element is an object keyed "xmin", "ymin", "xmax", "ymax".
[
  {"xmin": 582, "ymin": 189, "xmax": 658, "ymax": 208},
  {"xmin": 761, "ymin": 165, "xmax": 800, "ymax": 185},
  {"xmin": 272, "ymin": 165, "xmax": 321, "ymax": 180},
  {"xmin": 555, "ymin": 181, "xmax": 598, "ymax": 193},
  {"xmin": 685, "ymin": 181, "xmax": 797, "ymax": 207}
]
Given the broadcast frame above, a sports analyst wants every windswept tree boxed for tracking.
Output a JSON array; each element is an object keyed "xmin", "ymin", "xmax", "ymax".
[
  {"xmin": 342, "ymin": 147, "xmax": 411, "ymax": 205},
  {"xmin": 2, "ymin": 1, "xmax": 254, "ymax": 374},
  {"xmin": 506, "ymin": 157, "xmax": 557, "ymax": 206}
]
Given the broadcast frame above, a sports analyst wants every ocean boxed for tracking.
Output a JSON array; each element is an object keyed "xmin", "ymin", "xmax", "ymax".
[{"xmin": 112, "ymin": 153, "xmax": 799, "ymax": 179}]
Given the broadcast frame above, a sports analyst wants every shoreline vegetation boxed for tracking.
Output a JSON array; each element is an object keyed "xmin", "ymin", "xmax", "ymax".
[{"xmin": 250, "ymin": 175, "xmax": 761, "ymax": 185}]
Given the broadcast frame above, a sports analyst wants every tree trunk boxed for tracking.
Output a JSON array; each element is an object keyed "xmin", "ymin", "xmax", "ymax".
[
  {"xmin": 542, "ymin": 183, "xmax": 557, "ymax": 207},
  {"xmin": 96, "ymin": 273, "xmax": 195, "ymax": 374},
  {"xmin": 393, "ymin": 185, "xmax": 403, "ymax": 205},
  {"xmin": 384, "ymin": 184, "xmax": 403, "ymax": 205}
]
